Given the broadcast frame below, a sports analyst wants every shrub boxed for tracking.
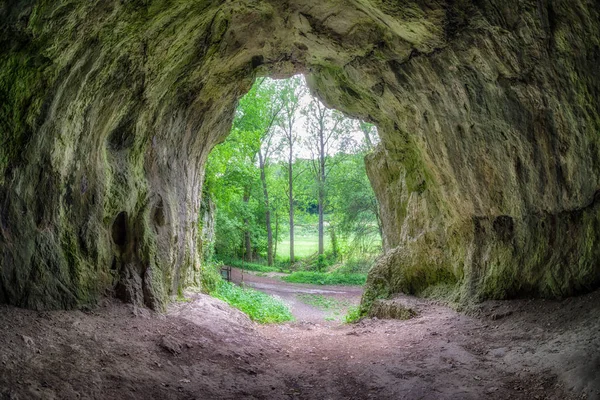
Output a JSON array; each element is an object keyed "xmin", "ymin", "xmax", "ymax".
[
  {"xmin": 201, "ymin": 262, "xmax": 222, "ymax": 294},
  {"xmin": 344, "ymin": 306, "xmax": 363, "ymax": 323}
]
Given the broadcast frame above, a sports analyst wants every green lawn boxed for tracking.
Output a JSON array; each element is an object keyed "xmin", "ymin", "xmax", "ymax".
[
  {"xmin": 276, "ymin": 224, "xmax": 381, "ymax": 260},
  {"xmin": 276, "ymin": 228, "xmax": 330, "ymax": 259}
]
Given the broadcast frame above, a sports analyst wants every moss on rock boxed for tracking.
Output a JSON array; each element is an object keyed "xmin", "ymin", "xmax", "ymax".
[{"xmin": 0, "ymin": 0, "xmax": 599, "ymax": 312}]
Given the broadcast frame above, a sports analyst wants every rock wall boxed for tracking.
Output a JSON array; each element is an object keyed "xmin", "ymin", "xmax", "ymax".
[
  {"xmin": 357, "ymin": 0, "xmax": 600, "ymax": 308},
  {"xmin": 0, "ymin": 0, "xmax": 598, "ymax": 310}
]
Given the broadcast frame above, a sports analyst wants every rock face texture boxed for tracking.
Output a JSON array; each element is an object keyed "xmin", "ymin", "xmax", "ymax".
[{"xmin": 0, "ymin": 0, "xmax": 598, "ymax": 310}]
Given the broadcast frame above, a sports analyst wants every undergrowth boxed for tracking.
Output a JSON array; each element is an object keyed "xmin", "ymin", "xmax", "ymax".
[
  {"xmin": 212, "ymin": 281, "xmax": 294, "ymax": 324},
  {"xmin": 344, "ymin": 306, "xmax": 363, "ymax": 323},
  {"xmin": 201, "ymin": 262, "xmax": 293, "ymax": 323},
  {"xmin": 282, "ymin": 271, "xmax": 367, "ymax": 286},
  {"xmin": 221, "ymin": 258, "xmax": 283, "ymax": 273}
]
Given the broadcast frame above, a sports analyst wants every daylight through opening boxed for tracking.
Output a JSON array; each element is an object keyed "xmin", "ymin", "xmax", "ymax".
[{"xmin": 203, "ymin": 75, "xmax": 382, "ymax": 323}]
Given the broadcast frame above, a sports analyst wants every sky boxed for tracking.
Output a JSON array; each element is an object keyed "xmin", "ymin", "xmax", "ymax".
[{"xmin": 266, "ymin": 75, "xmax": 378, "ymax": 160}]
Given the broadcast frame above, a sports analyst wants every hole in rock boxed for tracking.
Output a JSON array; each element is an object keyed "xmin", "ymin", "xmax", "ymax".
[
  {"xmin": 107, "ymin": 114, "xmax": 136, "ymax": 151},
  {"xmin": 111, "ymin": 211, "xmax": 128, "ymax": 247},
  {"xmin": 153, "ymin": 201, "xmax": 166, "ymax": 227},
  {"xmin": 204, "ymin": 75, "xmax": 382, "ymax": 324}
]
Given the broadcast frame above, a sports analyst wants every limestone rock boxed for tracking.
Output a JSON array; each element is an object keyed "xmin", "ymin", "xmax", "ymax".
[{"xmin": 0, "ymin": 0, "xmax": 598, "ymax": 311}]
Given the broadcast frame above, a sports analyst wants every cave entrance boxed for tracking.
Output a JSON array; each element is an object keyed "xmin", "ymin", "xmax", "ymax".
[{"xmin": 204, "ymin": 75, "xmax": 382, "ymax": 323}]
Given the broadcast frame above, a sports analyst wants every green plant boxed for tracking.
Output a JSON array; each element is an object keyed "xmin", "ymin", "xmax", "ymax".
[
  {"xmin": 335, "ymin": 254, "xmax": 377, "ymax": 274},
  {"xmin": 212, "ymin": 281, "xmax": 293, "ymax": 324},
  {"xmin": 282, "ymin": 271, "xmax": 367, "ymax": 286},
  {"xmin": 344, "ymin": 306, "xmax": 363, "ymax": 323},
  {"xmin": 201, "ymin": 262, "xmax": 222, "ymax": 294}
]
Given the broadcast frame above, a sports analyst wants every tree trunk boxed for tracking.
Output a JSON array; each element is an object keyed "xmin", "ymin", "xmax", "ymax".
[
  {"xmin": 258, "ymin": 150, "xmax": 273, "ymax": 266},
  {"xmin": 361, "ymin": 123, "xmax": 374, "ymax": 150},
  {"xmin": 330, "ymin": 224, "xmax": 339, "ymax": 259},
  {"xmin": 318, "ymin": 124, "xmax": 325, "ymax": 256},
  {"xmin": 288, "ymin": 145, "xmax": 295, "ymax": 264},
  {"xmin": 243, "ymin": 187, "xmax": 252, "ymax": 262},
  {"xmin": 274, "ymin": 209, "xmax": 279, "ymax": 261}
]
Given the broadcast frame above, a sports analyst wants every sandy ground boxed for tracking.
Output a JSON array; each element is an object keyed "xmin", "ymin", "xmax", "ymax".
[{"xmin": 0, "ymin": 272, "xmax": 598, "ymax": 400}]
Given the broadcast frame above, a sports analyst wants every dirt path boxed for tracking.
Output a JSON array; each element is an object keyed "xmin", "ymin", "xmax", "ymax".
[
  {"xmin": 230, "ymin": 267, "xmax": 362, "ymax": 323},
  {"xmin": 0, "ymin": 284, "xmax": 598, "ymax": 399}
]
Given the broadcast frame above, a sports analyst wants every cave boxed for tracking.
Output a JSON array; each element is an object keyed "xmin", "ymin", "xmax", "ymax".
[{"xmin": 1, "ymin": 0, "xmax": 599, "ymax": 398}]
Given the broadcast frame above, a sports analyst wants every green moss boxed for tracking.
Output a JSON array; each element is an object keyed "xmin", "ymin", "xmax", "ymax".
[
  {"xmin": 344, "ymin": 306, "xmax": 363, "ymax": 323},
  {"xmin": 0, "ymin": 50, "xmax": 50, "ymax": 178},
  {"xmin": 421, "ymin": 282, "xmax": 460, "ymax": 304},
  {"xmin": 360, "ymin": 281, "xmax": 390, "ymax": 315}
]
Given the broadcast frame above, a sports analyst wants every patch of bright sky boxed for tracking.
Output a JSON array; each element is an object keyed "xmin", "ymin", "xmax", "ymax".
[{"xmin": 270, "ymin": 74, "xmax": 379, "ymax": 160}]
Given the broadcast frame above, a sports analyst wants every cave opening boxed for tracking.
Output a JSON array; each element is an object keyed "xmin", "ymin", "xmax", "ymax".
[
  {"xmin": 204, "ymin": 74, "xmax": 383, "ymax": 323},
  {"xmin": 1, "ymin": 1, "xmax": 600, "ymax": 397}
]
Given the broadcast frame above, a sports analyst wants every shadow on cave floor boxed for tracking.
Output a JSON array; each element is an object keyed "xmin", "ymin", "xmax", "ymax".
[{"xmin": 0, "ymin": 289, "xmax": 598, "ymax": 399}]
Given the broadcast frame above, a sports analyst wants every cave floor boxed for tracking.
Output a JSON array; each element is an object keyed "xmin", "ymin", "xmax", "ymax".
[{"xmin": 0, "ymin": 287, "xmax": 598, "ymax": 400}]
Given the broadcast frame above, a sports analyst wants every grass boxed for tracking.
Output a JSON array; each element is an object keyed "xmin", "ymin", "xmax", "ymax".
[
  {"xmin": 276, "ymin": 224, "xmax": 331, "ymax": 258},
  {"xmin": 297, "ymin": 294, "xmax": 354, "ymax": 323},
  {"xmin": 296, "ymin": 294, "xmax": 351, "ymax": 310},
  {"xmin": 222, "ymin": 258, "xmax": 281, "ymax": 273},
  {"xmin": 297, "ymin": 294, "xmax": 360, "ymax": 323},
  {"xmin": 282, "ymin": 271, "xmax": 367, "ymax": 286},
  {"xmin": 276, "ymin": 236, "xmax": 330, "ymax": 259},
  {"xmin": 211, "ymin": 280, "xmax": 293, "ymax": 324}
]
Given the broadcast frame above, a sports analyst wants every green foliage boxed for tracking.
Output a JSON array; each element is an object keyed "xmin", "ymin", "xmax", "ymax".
[
  {"xmin": 201, "ymin": 262, "xmax": 222, "ymax": 294},
  {"xmin": 335, "ymin": 254, "xmax": 378, "ymax": 274},
  {"xmin": 344, "ymin": 306, "xmax": 363, "ymax": 323},
  {"xmin": 328, "ymin": 153, "xmax": 382, "ymax": 252},
  {"xmin": 206, "ymin": 76, "xmax": 382, "ymax": 274},
  {"xmin": 200, "ymin": 260, "xmax": 292, "ymax": 323},
  {"xmin": 206, "ymin": 78, "xmax": 290, "ymax": 261},
  {"xmin": 212, "ymin": 281, "xmax": 293, "ymax": 324},
  {"xmin": 282, "ymin": 271, "xmax": 366, "ymax": 286}
]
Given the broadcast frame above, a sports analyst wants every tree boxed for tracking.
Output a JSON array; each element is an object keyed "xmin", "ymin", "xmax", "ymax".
[
  {"xmin": 206, "ymin": 75, "xmax": 382, "ymax": 270},
  {"xmin": 303, "ymin": 98, "xmax": 355, "ymax": 260},
  {"xmin": 328, "ymin": 150, "xmax": 383, "ymax": 258},
  {"xmin": 358, "ymin": 121, "xmax": 377, "ymax": 151},
  {"xmin": 225, "ymin": 78, "xmax": 286, "ymax": 264},
  {"xmin": 276, "ymin": 76, "xmax": 306, "ymax": 264},
  {"xmin": 205, "ymin": 123, "xmax": 261, "ymax": 260}
]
